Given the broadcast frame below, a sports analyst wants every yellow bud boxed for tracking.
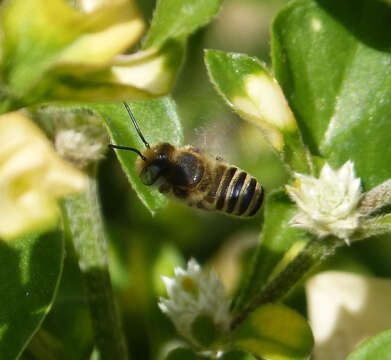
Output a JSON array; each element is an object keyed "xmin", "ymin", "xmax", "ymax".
[
  {"xmin": 232, "ymin": 72, "xmax": 297, "ymax": 151},
  {"xmin": 0, "ymin": 112, "xmax": 87, "ymax": 239}
]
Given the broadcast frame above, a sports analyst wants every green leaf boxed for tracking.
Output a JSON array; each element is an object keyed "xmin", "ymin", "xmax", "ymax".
[
  {"xmin": 204, "ymin": 49, "xmax": 310, "ymax": 173},
  {"xmin": 220, "ymin": 351, "xmax": 256, "ymax": 360},
  {"xmin": 165, "ymin": 347, "xmax": 208, "ymax": 360},
  {"xmin": 191, "ymin": 314, "xmax": 217, "ymax": 347},
  {"xmin": 34, "ymin": 238, "xmax": 93, "ymax": 360},
  {"xmin": 143, "ymin": 0, "xmax": 223, "ymax": 48},
  {"xmin": 232, "ymin": 304, "xmax": 314, "ymax": 360},
  {"xmin": 89, "ymin": 97, "xmax": 183, "ymax": 214},
  {"xmin": 0, "ymin": 231, "xmax": 64, "ymax": 360},
  {"xmin": 233, "ymin": 190, "xmax": 308, "ymax": 313},
  {"xmin": 272, "ymin": 0, "xmax": 391, "ymax": 189},
  {"xmin": 346, "ymin": 329, "xmax": 391, "ymax": 360}
]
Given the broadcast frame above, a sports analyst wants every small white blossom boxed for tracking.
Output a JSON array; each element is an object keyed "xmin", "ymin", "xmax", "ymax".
[
  {"xmin": 159, "ymin": 259, "xmax": 231, "ymax": 349},
  {"xmin": 286, "ymin": 161, "xmax": 362, "ymax": 242},
  {"xmin": 55, "ymin": 128, "xmax": 107, "ymax": 167}
]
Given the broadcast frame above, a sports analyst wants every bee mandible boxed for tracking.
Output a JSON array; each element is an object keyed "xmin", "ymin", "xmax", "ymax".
[{"xmin": 109, "ymin": 102, "xmax": 264, "ymax": 217}]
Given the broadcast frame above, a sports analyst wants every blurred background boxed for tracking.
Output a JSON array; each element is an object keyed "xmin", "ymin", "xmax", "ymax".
[{"xmin": 23, "ymin": 1, "xmax": 391, "ymax": 359}]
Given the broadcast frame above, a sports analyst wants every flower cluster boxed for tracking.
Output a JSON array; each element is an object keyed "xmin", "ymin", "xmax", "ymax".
[
  {"xmin": 286, "ymin": 161, "xmax": 362, "ymax": 242},
  {"xmin": 159, "ymin": 259, "xmax": 231, "ymax": 352}
]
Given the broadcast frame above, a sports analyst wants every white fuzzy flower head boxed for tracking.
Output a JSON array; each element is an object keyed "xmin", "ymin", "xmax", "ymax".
[
  {"xmin": 55, "ymin": 125, "xmax": 108, "ymax": 168},
  {"xmin": 286, "ymin": 161, "xmax": 362, "ymax": 242},
  {"xmin": 158, "ymin": 259, "xmax": 231, "ymax": 349},
  {"xmin": 52, "ymin": 110, "xmax": 109, "ymax": 168}
]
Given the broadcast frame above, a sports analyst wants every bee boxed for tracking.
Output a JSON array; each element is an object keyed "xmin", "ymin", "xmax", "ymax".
[{"xmin": 109, "ymin": 102, "xmax": 264, "ymax": 217}]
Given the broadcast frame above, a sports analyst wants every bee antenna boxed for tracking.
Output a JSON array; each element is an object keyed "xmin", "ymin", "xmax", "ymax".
[
  {"xmin": 123, "ymin": 101, "xmax": 150, "ymax": 149},
  {"xmin": 109, "ymin": 144, "xmax": 147, "ymax": 161}
]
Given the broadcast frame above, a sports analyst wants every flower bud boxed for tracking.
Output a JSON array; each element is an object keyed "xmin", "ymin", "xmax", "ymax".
[{"xmin": 0, "ymin": 112, "xmax": 87, "ymax": 239}]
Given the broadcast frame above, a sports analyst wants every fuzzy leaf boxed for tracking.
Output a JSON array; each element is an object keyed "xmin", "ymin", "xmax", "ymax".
[
  {"xmin": 0, "ymin": 231, "xmax": 64, "ymax": 359},
  {"xmin": 233, "ymin": 190, "xmax": 308, "ymax": 313},
  {"xmin": 143, "ymin": 0, "xmax": 223, "ymax": 48},
  {"xmin": 205, "ymin": 50, "xmax": 310, "ymax": 173},
  {"xmin": 272, "ymin": 0, "xmax": 391, "ymax": 189},
  {"xmin": 89, "ymin": 97, "xmax": 183, "ymax": 214},
  {"xmin": 232, "ymin": 304, "xmax": 313, "ymax": 360},
  {"xmin": 346, "ymin": 329, "xmax": 391, "ymax": 360}
]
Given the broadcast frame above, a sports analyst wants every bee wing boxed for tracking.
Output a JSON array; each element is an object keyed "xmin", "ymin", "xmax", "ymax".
[{"xmin": 190, "ymin": 121, "xmax": 237, "ymax": 162}]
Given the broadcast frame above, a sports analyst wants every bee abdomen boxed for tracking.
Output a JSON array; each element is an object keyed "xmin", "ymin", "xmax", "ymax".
[{"xmin": 213, "ymin": 166, "xmax": 264, "ymax": 217}]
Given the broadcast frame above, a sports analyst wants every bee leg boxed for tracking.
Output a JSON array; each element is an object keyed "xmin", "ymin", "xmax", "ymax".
[
  {"xmin": 159, "ymin": 183, "xmax": 171, "ymax": 194},
  {"xmin": 196, "ymin": 201, "xmax": 206, "ymax": 209},
  {"xmin": 173, "ymin": 187, "xmax": 189, "ymax": 199}
]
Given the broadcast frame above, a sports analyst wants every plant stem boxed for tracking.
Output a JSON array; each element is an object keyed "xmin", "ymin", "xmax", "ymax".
[
  {"xmin": 283, "ymin": 130, "xmax": 313, "ymax": 175},
  {"xmin": 62, "ymin": 168, "xmax": 128, "ymax": 360},
  {"xmin": 231, "ymin": 236, "xmax": 342, "ymax": 329}
]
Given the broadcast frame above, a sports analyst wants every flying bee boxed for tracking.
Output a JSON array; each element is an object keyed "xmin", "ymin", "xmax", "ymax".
[{"xmin": 109, "ymin": 102, "xmax": 264, "ymax": 217}]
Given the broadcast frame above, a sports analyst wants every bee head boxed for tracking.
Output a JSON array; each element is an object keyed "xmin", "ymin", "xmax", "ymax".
[
  {"xmin": 137, "ymin": 143, "xmax": 174, "ymax": 185},
  {"xmin": 110, "ymin": 103, "xmax": 176, "ymax": 186}
]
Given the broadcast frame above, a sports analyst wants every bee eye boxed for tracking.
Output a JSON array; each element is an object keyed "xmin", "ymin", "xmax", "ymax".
[
  {"xmin": 157, "ymin": 153, "xmax": 168, "ymax": 161},
  {"xmin": 140, "ymin": 164, "xmax": 161, "ymax": 185}
]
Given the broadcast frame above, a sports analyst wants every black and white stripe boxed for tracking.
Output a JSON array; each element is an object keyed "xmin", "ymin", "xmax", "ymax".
[{"xmin": 210, "ymin": 166, "xmax": 264, "ymax": 217}]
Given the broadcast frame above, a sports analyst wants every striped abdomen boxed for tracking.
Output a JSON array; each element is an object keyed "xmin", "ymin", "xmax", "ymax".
[{"xmin": 202, "ymin": 164, "xmax": 264, "ymax": 217}]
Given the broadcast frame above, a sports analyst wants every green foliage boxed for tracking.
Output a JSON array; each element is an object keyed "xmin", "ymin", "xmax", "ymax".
[
  {"xmin": 346, "ymin": 329, "xmax": 391, "ymax": 360},
  {"xmin": 35, "ymin": 239, "xmax": 94, "ymax": 360},
  {"xmin": 63, "ymin": 173, "xmax": 128, "ymax": 359},
  {"xmin": 219, "ymin": 351, "xmax": 256, "ymax": 360},
  {"xmin": 165, "ymin": 347, "xmax": 206, "ymax": 360},
  {"xmin": 2, "ymin": 0, "xmax": 391, "ymax": 359},
  {"xmin": 165, "ymin": 348, "xmax": 257, "ymax": 360},
  {"xmin": 0, "ymin": 232, "xmax": 64, "ymax": 360},
  {"xmin": 232, "ymin": 304, "xmax": 313, "ymax": 360},
  {"xmin": 0, "ymin": 0, "xmax": 146, "ymax": 109},
  {"xmin": 204, "ymin": 49, "xmax": 311, "ymax": 173},
  {"xmin": 144, "ymin": 0, "xmax": 223, "ymax": 48},
  {"xmin": 191, "ymin": 314, "xmax": 217, "ymax": 347},
  {"xmin": 89, "ymin": 97, "xmax": 183, "ymax": 214},
  {"xmin": 272, "ymin": 0, "xmax": 391, "ymax": 189},
  {"xmin": 234, "ymin": 190, "xmax": 308, "ymax": 313},
  {"xmin": 205, "ymin": 50, "xmax": 266, "ymax": 99}
]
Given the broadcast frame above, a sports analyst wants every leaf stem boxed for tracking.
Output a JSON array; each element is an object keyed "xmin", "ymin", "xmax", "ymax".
[
  {"xmin": 231, "ymin": 236, "xmax": 342, "ymax": 329},
  {"xmin": 62, "ymin": 168, "xmax": 128, "ymax": 360},
  {"xmin": 283, "ymin": 130, "xmax": 313, "ymax": 175}
]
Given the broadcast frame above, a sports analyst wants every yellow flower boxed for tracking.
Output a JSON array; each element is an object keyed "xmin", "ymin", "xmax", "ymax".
[
  {"xmin": 0, "ymin": 0, "xmax": 178, "ymax": 108},
  {"xmin": 0, "ymin": 112, "xmax": 87, "ymax": 239}
]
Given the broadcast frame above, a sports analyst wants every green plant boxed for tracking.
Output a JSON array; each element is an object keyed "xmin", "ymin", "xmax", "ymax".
[{"xmin": 0, "ymin": 0, "xmax": 391, "ymax": 359}]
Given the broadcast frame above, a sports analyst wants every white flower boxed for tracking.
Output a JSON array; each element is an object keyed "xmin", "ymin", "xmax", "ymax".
[
  {"xmin": 55, "ymin": 127, "xmax": 107, "ymax": 167},
  {"xmin": 286, "ymin": 161, "xmax": 362, "ymax": 242},
  {"xmin": 159, "ymin": 259, "xmax": 231, "ymax": 349},
  {"xmin": 53, "ymin": 110, "xmax": 109, "ymax": 168}
]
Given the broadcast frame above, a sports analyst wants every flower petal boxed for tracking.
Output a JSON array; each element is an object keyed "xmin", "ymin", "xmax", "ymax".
[
  {"xmin": 1, "ymin": 0, "xmax": 144, "ymax": 104},
  {"xmin": 286, "ymin": 161, "xmax": 362, "ymax": 240},
  {"xmin": 0, "ymin": 112, "xmax": 87, "ymax": 239}
]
